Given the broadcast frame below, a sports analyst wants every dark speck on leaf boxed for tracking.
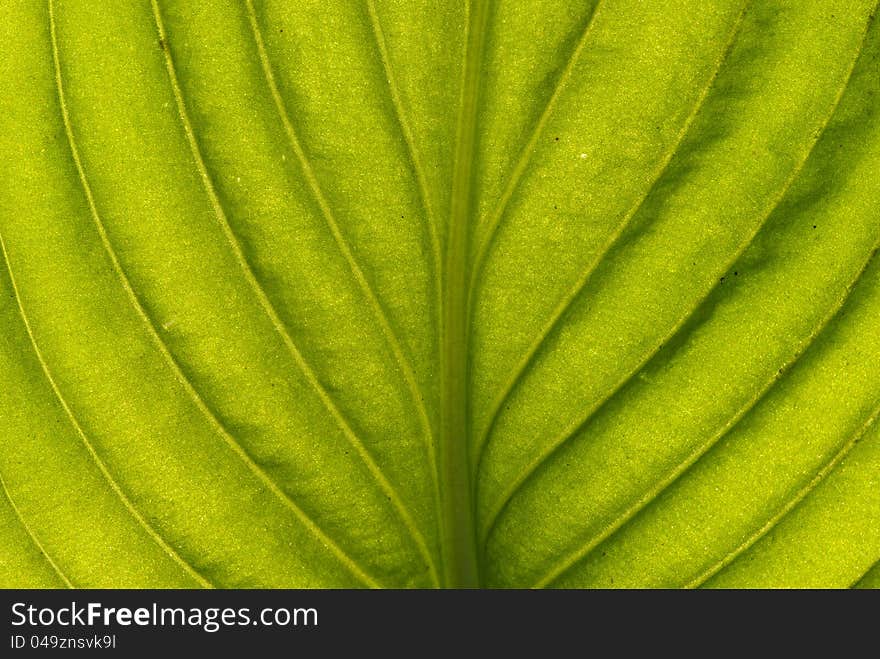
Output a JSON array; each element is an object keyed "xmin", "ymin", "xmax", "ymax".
[
  {"xmin": 813, "ymin": 225, "xmax": 817, "ymax": 229},
  {"xmin": 720, "ymin": 276, "xmax": 725, "ymax": 283},
  {"xmin": 554, "ymin": 136, "xmax": 559, "ymax": 141},
  {"xmin": 158, "ymin": 38, "xmax": 166, "ymax": 51}
]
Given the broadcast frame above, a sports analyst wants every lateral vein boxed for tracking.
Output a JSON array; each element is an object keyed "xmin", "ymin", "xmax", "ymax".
[
  {"xmin": 151, "ymin": 0, "xmax": 431, "ymax": 586},
  {"xmin": 0, "ymin": 226, "xmax": 213, "ymax": 589},
  {"xmin": 240, "ymin": 0, "xmax": 439, "ymax": 586},
  {"xmin": 51, "ymin": 0, "xmax": 379, "ymax": 589},
  {"xmin": 0, "ymin": 470, "xmax": 75, "ymax": 588},
  {"xmin": 484, "ymin": 8, "xmax": 871, "ymax": 564}
]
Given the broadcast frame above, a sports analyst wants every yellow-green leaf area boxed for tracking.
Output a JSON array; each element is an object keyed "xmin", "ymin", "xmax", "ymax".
[{"xmin": 1, "ymin": 0, "xmax": 878, "ymax": 588}]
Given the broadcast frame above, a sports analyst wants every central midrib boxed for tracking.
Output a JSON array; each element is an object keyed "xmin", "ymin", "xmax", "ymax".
[{"xmin": 439, "ymin": 0, "xmax": 490, "ymax": 588}]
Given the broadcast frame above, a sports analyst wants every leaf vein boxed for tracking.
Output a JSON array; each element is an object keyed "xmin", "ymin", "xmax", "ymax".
[
  {"xmin": 152, "ymin": 0, "xmax": 435, "ymax": 586},
  {"xmin": 240, "ymin": 0, "xmax": 439, "ymax": 586},
  {"xmin": 0, "ymin": 470, "xmax": 74, "ymax": 588},
  {"xmin": 687, "ymin": 392, "xmax": 880, "ymax": 588},
  {"xmin": 364, "ymin": 0, "xmax": 446, "ymax": 583},
  {"xmin": 851, "ymin": 557, "xmax": 880, "ymax": 588},
  {"xmin": 52, "ymin": 0, "xmax": 380, "ymax": 590},
  {"xmin": 0, "ymin": 226, "xmax": 213, "ymax": 589},
  {"xmin": 472, "ymin": 0, "xmax": 752, "ymax": 471},
  {"xmin": 365, "ymin": 0, "xmax": 444, "ymax": 288},
  {"xmin": 536, "ymin": 237, "xmax": 880, "ymax": 588},
  {"xmin": 435, "ymin": 0, "xmax": 492, "ymax": 587},
  {"xmin": 466, "ymin": 0, "xmax": 606, "ymax": 307},
  {"xmin": 482, "ymin": 11, "xmax": 870, "ymax": 560}
]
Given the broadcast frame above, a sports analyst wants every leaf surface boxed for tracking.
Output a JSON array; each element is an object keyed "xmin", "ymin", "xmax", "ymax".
[{"xmin": 1, "ymin": 0, "xmax": 878, "ymax": 588}]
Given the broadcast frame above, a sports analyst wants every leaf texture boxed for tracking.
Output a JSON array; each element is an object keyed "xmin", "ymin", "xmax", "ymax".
[{"xmin": 0, "ymin": 0, "xmax": 878, "ymax": 588}]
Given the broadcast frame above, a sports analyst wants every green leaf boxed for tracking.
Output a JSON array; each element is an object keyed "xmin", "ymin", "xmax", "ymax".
[{"xmin": 1, "ymin": 0, "xmax": 878, "ymax": 589}]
